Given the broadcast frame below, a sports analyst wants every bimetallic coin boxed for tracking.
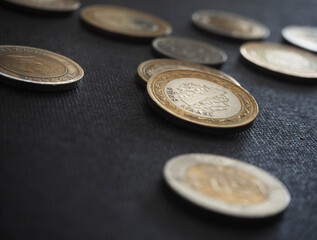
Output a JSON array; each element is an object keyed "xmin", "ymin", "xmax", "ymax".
[
  {"xmin": 80, "ymin": 5, "xmax": 172, "ymax": 39},
  {"xmin": 240, "ymin": 42, "xmax": 317, "ymax": 79},
  {"xmin": 0, "ymin": 45, "xmax": 84, "ymax": 91},
  {"xmin": 282, "ymin": 26, "xmax": 317, "ymax": 53},
  {"xmin": 153, "ymin": 37, "xmax": 227, "ymax": 66},
  {"xmin": 147, "ymin": 70, "xmax": 258, "ymax": 131},
  {"xmin": 137, "ymin": 58, "xmax": 240, "ymax": 86},
  {"xmin": 164, "ymin": 153, "xmax": 290, "ymax": 218},
  {"xmin": 4, "ymin": 0, "xmax": 80, "ymax": 12},
  {"xmin": 192, "ymin": 10, "xmax": 270, "ymax": 40}
]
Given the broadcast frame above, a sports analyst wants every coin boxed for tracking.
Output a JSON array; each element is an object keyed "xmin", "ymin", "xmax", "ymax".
[
  {"xmin": 192, "ymin": 10, "xmax": 270, "ymax": 40},
  {"xmin": 147, "ymin": 70, "xmax": 258, "ymax": 131},
  {"xmin": 240, "ymin": 42, "xmax": 317, "ymax": 79},
  {"xmin": 80, "ymin": 5, "xmax": 172, "ymax": 39},
  {"xmin": 152, "ymin": 37, "xmax": 227, "ymax": 66},
  {"xmin": 164, "ymin": 153, "xmax": 290, "ymax": 218},
  {"xmin": 282, "ymin": 26, "xmax": 317, "ymax": 53},
  {"xmin": 3, "ymin": 0, "xmax": 80, "ymax": 12},
  {"xmin": 0, "ymin": 45, "xmax": 84, "ymax": 91},
  {"xmin": 137, "ymin": 59, "xmax": 240, "ymax": 87}
]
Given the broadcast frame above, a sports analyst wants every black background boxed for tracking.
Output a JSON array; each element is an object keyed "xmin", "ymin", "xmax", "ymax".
[{"xmin": 0, "ymin": 0, "xmax": 316, "ymax": 239}]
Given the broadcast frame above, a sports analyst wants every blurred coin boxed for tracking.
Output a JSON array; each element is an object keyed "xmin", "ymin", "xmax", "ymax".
[
  {"xmin": 0, "ymin": 45, "xmax": 84, "ymax": 91},
  {"xmin": 240, "ymin": 42, "xmax": 317, "ymax": 79},
  {"xmin": 282, "ymin": 26, "xmax": 317, "ymax": 53},
  {"xmin": 80, "ymin": 5, "xmax": 172, "ymax": 39},
  {"xmin": 152, "ymin": 37, "xmax": 227, "ymax": 66},
  {"xmin": 3, "ymin": 0, "xmax": 80, "ymax": 12},
  {"xmin": 192, "ymin": 10, "xmax": 270, "ymax": 40},
  {"xmin": 137, "ymin": 58, "xmax": 240, "ymax": 86},
  {"xmin": 164, "ymin": 153, "xmax": 290, "ymax": 218},
  {"xmin": 147, "ymin": 70, "xmax": 258, "ymax": 131}
]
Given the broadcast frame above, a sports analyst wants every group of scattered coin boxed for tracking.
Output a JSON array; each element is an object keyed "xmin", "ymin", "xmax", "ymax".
[{"xmin": 1, "ymin": 0, "xmax": 317, "ymax": 219}]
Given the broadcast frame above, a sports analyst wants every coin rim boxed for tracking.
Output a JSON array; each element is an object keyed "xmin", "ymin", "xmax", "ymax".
[
  {"xmin": 164, "ymin": 153, "xmax": 291, "ymax": 218},
  {"xmin": 4, "ymin": 0, "xmax": 81, "ymax": 12}
]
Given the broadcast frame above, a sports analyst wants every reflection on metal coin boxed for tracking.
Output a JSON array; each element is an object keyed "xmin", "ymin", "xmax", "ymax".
[
  {"xmin": 240, "ymin": 42, "xmax": 317, "ymax": 79},
  {"xmin": 164, "ymin": 153, "xmax": 290, "ymax": 218},
  {"xmin": 192, "ymin": 10, "xmax": 270, "ymax": 40},
  {"xmin": 137, "ymin": 58, "xmax": 240, "ymax": 86},
  {"xmin": 80, "ymin": 5, "xmax": 172, "ymax": 39},
  {"xmin": 4, "ymin": 0, "xmax": 81, "ymax": 12},
  {"xmin": 152, "ymin": 37, "xmax": 227, "ymax": 66},
  {"xmin": 0, "ymin": 45, "xmax": 84, "ymax": 91},
  {"xmin": 282, "ymin": 26, "xmax": 317, "ymax": 53},
  {"xmin": 147, "ymin": 70, "xmax": 258, "ymax": 131}
]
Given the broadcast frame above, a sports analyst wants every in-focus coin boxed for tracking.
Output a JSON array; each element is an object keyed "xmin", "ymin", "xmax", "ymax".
[
  {"xmin": 240, "ymin": 42, "xmax": 317, "ymax": 79},
  {"xmin": 147, "ymin": 70, "xmax": 258, "ymax": 131},
  {"xmin": 0, "ymin": 45, "xmax": 84, "ymax": 91},
  {"xmin": 192, "ymin": 10, "xmax": 270, "ymax": 40},
  {"xmin": 80, "ymin": 5, "xmax": 172, "ymax": 39},
  {"xmin": 137, "ymin": 58, "xmax": 240, "ymax": 86},
  {"xmin": 153, "ymin": 37, "xmax": 227, "ymax": 66},
  {"xmin": 164, "ymin": 153, "xmax": 290, "ymax": 218},
  {"xmin": 282, "ymin": 26, "xmax": 317, "ymax": 53},
  {"xmin": 3, "ymin": 0, "xmax": 81, "ymax": 12}
]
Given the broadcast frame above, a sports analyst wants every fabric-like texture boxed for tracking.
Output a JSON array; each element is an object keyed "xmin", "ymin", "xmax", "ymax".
[{"xmin": 0, "ymin": 0, "xmax": 316, "ymax": 239}]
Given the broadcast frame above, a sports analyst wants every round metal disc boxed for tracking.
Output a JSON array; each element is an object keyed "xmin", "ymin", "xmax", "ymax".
[
  {"xmin": 0, "ymin": 45, "xmax": 84, "ymax": 91},
  {"xmin": 80, "ymin": 5, "xmax": 172, "ymax": 39},
  {"xmin": 164, "ymin": 153, "xmax": 291, "ymax": 218},
  {"xmin": 152, "ymin": 37, "xmax": 227, "ymax": 66},
  {"xmin": 282, "ymin": 25, "xmax": 317, "ymax": 53},
  {"xmin": 192, "ymin": 10, "xmax": 270, "ymax": 40},
  {"xmin": 240, "ymin": 42, "xmax": 317, "ymax": 79},
  {"xmin": 4, "ymin": 0, "xmax": 81, "ymax": 12}
]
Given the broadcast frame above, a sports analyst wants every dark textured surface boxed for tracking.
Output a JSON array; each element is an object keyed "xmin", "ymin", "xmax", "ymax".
[{"xmin": 0, "ymin": 0, "xmax": 316, "ymax": 239}]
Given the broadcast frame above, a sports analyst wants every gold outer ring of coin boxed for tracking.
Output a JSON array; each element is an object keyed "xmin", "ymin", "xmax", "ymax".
[
  {"xmin": 0, "ymin": 45, "xmax": 84, "ymax": 91},
  {"xmin": 147, "ymin": 69, "xmax": 258, "ymax": 131},
  {"xmin": 80, "ymin": 5, "xmax": 172, "ymax": 38},
  {"xmin": 164, "ymin": 153, "xmax": 291, "ymax": 218},
  {"xmin": 240, "ymin": 42, "xmax": 317, "ymax": 79},
  {"xmin": 137, "ymin": 58, "xmax": 241, "ymax": 87},
  {"xmin": 3, "ymin": 0, "xmax": 81, "ymax": 12},
  {"xmin": 192, "ymin": 10, "xmax": 270, "ymax": 40}
]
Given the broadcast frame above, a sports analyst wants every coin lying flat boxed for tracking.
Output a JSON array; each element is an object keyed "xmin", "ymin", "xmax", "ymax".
[
  {"xmin": 0, "ymin": 45, "xmax": 84, "ymax": 91},
  {"xmin": 164, "ymin": 153, "xmax": 290, "ymax": 218},
  {"xmin": 282, "ymin": 26, "xmax": 317, "ymax": 53},
  {"xmin": 138, "ymin": 59, "xmax": 240, "ymax": 87},
  {"xmin": 240, "ymin": 42, "xmax": 317, "ymax": 79},
  {"xmin": 80, "ymin": 5, "xmax": 172, "ymax": 39},
  {"xmin": 192, "ymin": 10, "xmax": 270, "ymax": 40},
  {"xmin": 3, "ymin": 0, "xmax": 81, "ymax": 12},
  {"xmin": 147, "ymin": 70, "xmax": 258, "ymax": 131},
  {"xmin": 153, "ymin": 37, "xmax": 227, "ymax": 66}
]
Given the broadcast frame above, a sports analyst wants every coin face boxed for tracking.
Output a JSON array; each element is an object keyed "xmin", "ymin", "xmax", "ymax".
[
  {"xmin": 153, "ymin": 37, "xmax": 227, "ymax": 66},
  {"xmin": 4, "ymin": 0, "xmax": 80, "ymax": 12},
  {"xmin": 147, "ymin": 70, "xmax": 258, "ymax": 130},
  {"xmin": 0, "ymin": 45, "xmax": 84, "ymax": 91},
  {"xmin": 137, "ymin": 59, "xmax": 240, "ymax": 86},
  {"xmin": 80, "ymin": 5, "xmax": 172, "ymax": 38},
  {"xmin": 240, "ymin": 42, "xmax": 317, "ymax": 79},
  {"xmin": 282, "ymin": 26, "xmax": 317, "ymax": 53},
  {"xmin": 164, "ymin": 153, "xmax": 290, "ymax": 218},
  {"xmin": 192, "ymin": 10, "xmax": 270, "ymax": 40}
]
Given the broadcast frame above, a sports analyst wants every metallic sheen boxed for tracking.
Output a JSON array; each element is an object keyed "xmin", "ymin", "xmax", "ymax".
[{"xmin": 4, "ymin": 0, "xmax": 81, "ymax": 12}]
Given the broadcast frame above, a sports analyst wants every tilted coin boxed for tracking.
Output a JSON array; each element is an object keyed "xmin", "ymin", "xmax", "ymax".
[
  {"xmin": 3, "ymin": 0, "xmax": 80, "ymax": 12},
  {"xmin": 164, "ymin": 153, "xmax": 291, "ymax": 218},
  {"xmin": 0, "ymin": 45, "xmax": 84, "ymax": 91},
  {"xmin": 282, "ymin": 26, "xmax": 317, "ymax": 53},
  {"xmin": 80, "ymin": 5, "xmax": 172, "ymax": 39},
  {"xmin": 240, "ymin": 42, "xmax": 317, "ymax": 79},
  {"xmin": 192, "ymin": 10, "xmax": 270, "ymax": 40},
  {"xmin": 147, "ymin": 70, "xmax": 258, "ymax": 131},
  {"xmin": 153, "ymin": 37, "xmax": 227, "ymax": 66},
  {"xmin": 137, "ymin": 58, "xmax": 240, "ymax": 87}
]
